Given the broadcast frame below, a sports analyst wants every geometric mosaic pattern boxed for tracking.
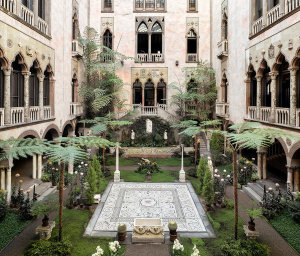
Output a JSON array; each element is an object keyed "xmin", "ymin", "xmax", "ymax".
[{"xmin": 93, "ymin": 183, "xmax": 206, "ymax": 232}]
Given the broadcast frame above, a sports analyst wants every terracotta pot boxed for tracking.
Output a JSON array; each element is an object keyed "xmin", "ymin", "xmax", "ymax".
[
  {"xmin": 248, "ymin": 221, "xmax": 255, "ymax": 231},
  {"xmin": 42, "ymin": 215, "xmax": 49, "ymax": 227},
  {"xmin": 118, "ymin": 232, "xmax": 126, "ymax": 241},
  {"xmin": 169, "ymin": 232, "xmax": 177, "ymax": 242},
  {"xmin": 88, "ymin": 205, "xmax": 93, "ymax": 212}
]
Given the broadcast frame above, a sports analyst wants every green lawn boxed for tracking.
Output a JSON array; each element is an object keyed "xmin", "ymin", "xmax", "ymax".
[
  {"xmin": 0, "ymin": 211, "xmax": 30, "ymax": 251},
  {"xmin": 106, "ymin": 156, "xmax": 192, "ymax": 167},
  {"xmin": 269, "ymin": 210, "xmax": 300, "ymax": 254},
  {"xmin": 51, "ymin": 210, "xmax": 125, "ymax": 256},
  {"xmin": 120, "ymin": 170, "xmax": 177, "ymax": 183},
  {"xmin": 176, "ymin": 208, "xmax": 245, "ymax": 256}
]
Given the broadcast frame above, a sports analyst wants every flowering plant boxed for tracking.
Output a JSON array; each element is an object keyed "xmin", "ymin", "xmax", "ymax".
[
  {"xmin": 108, "ymin": 241, "xmax": 121, "ymax": 256},
  {"xmin": 92, "ymin": 245, "xmax": 104, "ymax": 256},
  {"xmin": 172, "ymin": 239, "xmax": 184, "ymax": 256},
  {"xmin": 191, "ymin": 245, "xmax": 200, "ymax": 256},
  {"xmin": 136, "ymin": 158, "xmax": 161, "ymax": 174}
]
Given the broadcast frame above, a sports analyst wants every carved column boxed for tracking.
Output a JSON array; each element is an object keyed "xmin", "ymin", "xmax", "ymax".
[
  {"xmin": 262, "ymin": 152, "xmax": 267, "ymax": 179},
  {"xmin": 257, "ymin": 152, "xmax": 262, "ymax": 179},
  {"xmin": 33, "ymin": 0, "xmax": 39, "ymax": 27},
  {"xmin": 269, "ymin": 72, "xmax": 278, "ymax": 123},
  {"xmin": 294, "ymin": 168, "xmax": 299, "ymax": 192},
  {"xmin": 154, "ymin": 85, "xmax": 157, "ymax": 106},
  {"xmin": 37, "ymin": 154, "xmax": 42, "ymax": 179},
  {"xmin": 148, "ymin": 33, "xmax": 152, "ymax": 61},
  {"xmin": 23, "ymin": 72, "xmax": 31, "ymax": 122},
  {"xmin": 142, "ymin": 85, "xmax": 145, "ymax": 106},
  {"xmin": 6, "ymin": 167, "xmax": 11, "ymax": 202},
  {"xmin": 289, "ymin": 68, "xmax": 298, "ymax": 127},
  {"xmin": 38, "ymin": 75, "xmax": 45, "ymax": 120},
  {"xmin": 0, "ymin": 169, "xmax": 5, "ymax": 190},
  {"xmin": 2, "ymin": 67, "xmax": 11, "ymax": 125},
  {"xmin": 179, "ymin": 144, "xmax": 185, "ymax": 182},
  {"xmin": 245, "ymin": 77, "xmax": 251, "ymax": 115},
  {"xmin": 114, "ymin": 143, "xmax": 120, "ymax": 182},
  {"xmin": 256, "ymin": 75, "xmax": 262, "ymax": 120},
  {"xmin": 32, "ymin": 154, "xmax": 37, "ymax": 179},
  {"xmin": 50, "ymin": 78, "xmax": 55, "ymax": 117},
  {"xmin": 263, "ymin": 0, "xmax": 268, "ymax": 27},
  {"xmin": 280, "ymin": 0, "xmax": 285, "ymax": 16},
  {"xmin": 287, "ymin": 167, "xmax": 294, "ymax": 192}
]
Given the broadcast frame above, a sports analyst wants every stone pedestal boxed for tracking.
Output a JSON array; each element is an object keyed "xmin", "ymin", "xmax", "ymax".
[
  {"xmin": 179, "ymin": 170, "xmax": 185, "ymax": 183},
  {"xmin": 132, "ymin": 218, "xmax": 164, "ymax": 243},
  {"xmin": 114, "ymin": 170, "xmax": 120, "ymax": 182},
  {"xmin": 35, "ymin": 221, "xmax": 56, "ymax": 240},
  {"xmin": 94, "ymin": 194, "xmax": 101, "ymax": 204},
  {"xmin": 243, "ymin": 225, "xmax": 259, "ymax": 240}
]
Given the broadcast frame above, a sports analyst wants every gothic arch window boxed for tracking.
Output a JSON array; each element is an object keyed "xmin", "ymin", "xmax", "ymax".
[
  {"xmin": 276, "ymin": 56, "xmax": 290, "ymax": 108},
  {"xmin": 29, "ymin": 61, "xmax": 40, "ymax": 107},
  {"xmin": 0, "ymin": 64, "xmax": 4, "ymax": 108},
  {"xmin": 157, "ymin": 79, "xmax": 166, "ymax": 104},
  {"xmin": 151, "ymin": 22, "xmax": 162, "ymax": 55},
  {"xmin": 71, "ymin": 74, "xmax": 78, "ymax": 103},
  {"xmin": 250, "ymin": 70, "xmax": 257, "ymax": 106},
  {"xmin": 145, "ymin": 79, "xmax": 155, "ymax": 106},
  {"xmin": 137, "ymin": 22, "xmax": 149, "ymax": 55},
  {"xmin": 222, "ymin": 14, "xmax": 228, "ymax": 41},
  {"xmin": 187, "ymin": 29, "xmax": 198, "ymax": 62},
  {"xmin": 133, "ymin": 79, "xmax": 142, "ymax": 105},
  {"xmin": 103, "ymin": 29, "xmax": 113, "ymax": 50},
  {"xmin": 11, "ymin": 55, "xmax": 25, "ymax": 107},
  {"xmin": 72, "ymin": 13, "xmax": 79, "ymax": 40},
  {"xmin": 188, "ymin": 0, "xmax": 197, "ymax": 11},
  {"xmin": 44, "ymin": 70, "xmax": 50, "ymax": 106},
  {"xmin": 221, "ymin": 74, "xmax": 228, "ymax": 103},
  {"xmin": 261, "ymin": 66, "xmax": 271, "ymax": 107},
  {"xmin": 38, "ymin": 0, "xmax": 45, "ymax": 19}
]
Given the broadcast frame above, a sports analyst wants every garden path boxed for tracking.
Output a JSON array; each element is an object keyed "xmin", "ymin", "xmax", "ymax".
[
  {"xmin": 225, "ymin": 186, "xmax": 299, "ymax": 256},
  {"xmin": 125, "ymin": 244, "xmax": 170, "ymax": 256},
  {"xmin": 107, "ymin": 166, "xmax": 182, "ymax": 171}
]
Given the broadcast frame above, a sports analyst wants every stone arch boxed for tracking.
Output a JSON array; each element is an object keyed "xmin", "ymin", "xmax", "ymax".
[
  {"xmin": 276, "ymin": 137, "xmax": 289, "ymax": 157},
  {"xmin": 62, "ymin": 121, "xmax": 75, "ymax": 137},
  {"xmin": 288, "ymin": 141, "xmax": 300, "ymax": 160},
  {"xmin": 11, "ymin": 52, "xmax": 28, "ymax": 72},
  {"xmin": 257, "ymin": 59, "xmax": 269, "ymax": 76},
  {"xmin": 18, "ymin": 130, "xmax": 41, "ymax": 139},
  {"xmin": 0, "ymin": 46, "xmax": 9, "ymax": 67},
  {"xmin": 29, "ymin": 59, "xmax": 43, "ymax": 75},
  {"xmin": 42, "ymin": 124, "xmax": 61, "ymax": 140},
  {"xmin": 291, "ymin": 48, "xmax": 300, "ymax": 68},
  {"xmin": 272, "ymin": 52, "xmax": 290, "ymax": 72}
]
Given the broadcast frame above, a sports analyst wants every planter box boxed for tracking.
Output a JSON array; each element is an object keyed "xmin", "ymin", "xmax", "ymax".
[{"xmin": 132, "ymin": 218, "xmax": 164, "ymax": 243}]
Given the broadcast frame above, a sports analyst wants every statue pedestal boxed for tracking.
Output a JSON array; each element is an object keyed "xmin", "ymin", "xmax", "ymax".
[
  {"xmin": 114, "ymin": 170, "xmax": 120, "ymax": 182},
  {"xmin": 35, "ymin": 221, "xmax": 55, "ymax": 240},
  {"xmin": 132, "ymin": 218, "xmax": 164, "ymax": 243},
  {"xmin": 243, "ymin": 225, "xmax": 260, "ymax": 240},
  {"xmin": 179, "ymin": 170, "xmax": 186, "ymax": 182}
]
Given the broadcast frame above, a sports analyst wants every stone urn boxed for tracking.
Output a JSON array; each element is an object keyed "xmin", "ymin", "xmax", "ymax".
[
  {"xmin": 168, "ymin": 221, "xmax": 178, "ymax": 242},
  {"xmin": 117, "ymin": 223, "xmax": 127, "ymax": 241},
  {"xmin": 42, "ymin": 215, "xmax": 49, "ymax": 227},
  {"xmin": 248, "ymin": 219, "xmax": 256, "ymax": 231}
]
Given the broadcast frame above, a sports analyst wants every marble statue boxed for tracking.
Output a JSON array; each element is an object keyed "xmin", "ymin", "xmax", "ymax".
[
  {"xmin": 164, "ymin": 130, "xmax": 168, "ymax": 140},
  {"xmin": 146, "ymin": 119, "xmax": 153, "ymax": 134},
  {"xmin": 131, "ymin": 130, "xmax": 135, "ymax": 140}
]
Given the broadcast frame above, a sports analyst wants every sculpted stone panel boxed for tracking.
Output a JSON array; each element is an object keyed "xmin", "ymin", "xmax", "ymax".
[
  {"xmin": 131, "ymin": 67, "xmax": 168, "ymax": 85},
  {"xmin": 101, "ymin": 17, "xmax": 114, "ymax": 35},
  {"xmin": 186, "ymin": 17, "xmax": 199, "ymax": 35}
]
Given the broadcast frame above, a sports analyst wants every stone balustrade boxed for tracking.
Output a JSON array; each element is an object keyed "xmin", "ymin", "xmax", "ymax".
[
  {"xmin": 137, "ymin": 53, "xmax": 149, "ymax": 62},
  {"xmin": 248, "ymin": 106, "xmax": 257, "ymax": 120},
  {"xmin": 267, "ymin": 4, "xmax": 280, "ymax": 26},
  {"xmin": 137, "ymin": 53, "xmax": 164, "ymax": 63},
  {"xmin": 20, "ymin": 4, "xmax": 34, "ymax": 26},
  {"xmin": 11, "ymin": 107, "xmax": 24, "ymax": 124},
  {"xmin": 187, "ymin": 53, "xmax": 198, "ymax": 62},
  {"xmin": 141, "ymin": 106, "xmax": 158, "ymax": 116},
  {"xmin": 216, "ymin": 102, "xmax": 229, "ymax": 117},
  {"xmin": 276, "ymin": 108, "xmax": 290, "ymax": 125},
  {"xmin": 29, "ymin": 106, "xmax": 39, "ymax": 122},
  {"xmin": 38, "ymin": 17, "xmax": 48, "ymax": 34},
  {"xmin": 44, "ymin": 106, "xmax": 51, "ymax": 119},
  {"xmin": 1, "ymin": 0, "xmax": 15, "ymax": 13},
  {"xmin": 72, "ymin": 40, "xmax": 83, "ymax": 58},
  {"xmin": 151, "ymin": 53, "xmax": 163, "ymax": 62},
  {"xmin": 252, "ymin": 17, "xmax": 263, "ymax": 34},
  {"xmin": 260, "ymin": 107, "xmax": 271, "ymax": 122},
  {"xmin": 0, "ymin": 108, "xmax": 4, "ymax": 126},
  {"xmin": 157, "ymin": 103, "xmax": 167, "ymax": 111},
  {"xmin": 286, "ymin": 0, "xmax": 300, "ymax": 12},
  {"xmin": 217, "ymin": 40, "xmax": 228, "ymax": 59},
  {"xmin": 70, "ymin": 102, "xmax": 83, "ymax": 117}
]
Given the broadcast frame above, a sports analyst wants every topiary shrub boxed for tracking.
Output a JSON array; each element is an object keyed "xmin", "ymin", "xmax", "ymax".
[
  {"xmin": 197, "ymin": 156, "xmax": 208, "ymax": 191},
  {"xmin": 221, "ymin": 239, "xmax": 270, "ymax": 256},
  {"xmin": 24, "ymin": 239, "xmax": 72, "ymax": 256},
  {"xmin": 90, "ymin": 156, "xmax": 102, "ymax": 192},
  {"xmin": 85, "ymin": 165, "xmax": 97, "ymax": 205},
  {"xmin": 210, "ymin": 132, "xmax": 224, "ymax": 152},
  {"xmin": 202, "ymin": 169, "xmax": 214, "ymax": 207}
]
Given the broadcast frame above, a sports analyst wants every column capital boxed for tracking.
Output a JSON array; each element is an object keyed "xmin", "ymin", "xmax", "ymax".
[
  {"xmin": 38, "ymin": 75, "xmax": 45, "ymax": 82},
  {"xmin": 269, "ymin": 71, "xmax": 278, "ymax": 79},
  {"xmin": 255, "ymin": 75, "xmax": 263, "ymax": 81},
  {"xmin": 2, "ymin": 67, "xmax": 12, "ymax": 76},
  {"xmin": 22, "ymin": 71, "xmax": 31, "ymax": 78},
  {"xmin": 288, "ymin": 67, "xmax": 299, "ymax": 76},
  {"xmin": 286, "ymin": 165, "xmax": 297, "ymax": 171}
]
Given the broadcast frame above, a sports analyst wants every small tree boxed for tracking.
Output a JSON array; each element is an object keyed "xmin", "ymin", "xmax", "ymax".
[
  {"xmin": 197, "ymin": 156, "xmax": 207, "ymax": 191},
  {"xmin": 202, "ymin": 170, "xmax": 214, "ymax": 207},
  {"xmin": 91, "ymin": 156, "xmax": 102, "ymax": 192},
  {"xmin": 85, "ymin": 165, "xmax": 97, "ymax": 205}
]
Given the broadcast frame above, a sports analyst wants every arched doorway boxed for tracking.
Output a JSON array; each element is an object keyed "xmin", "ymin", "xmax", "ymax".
[
  {"xmin": 144, "ymin": 79, "xmax": 154, "ymax": 106},
  {"xmin": 290, "ymin": 147, "xmax": 300, "ymax": 191},
  {"xmin": 62, "ymin": 124, "xmax": 74, "ymax": 137},
  {"xmin": 44, "ymin": 128, "xmax": 59, "ymax": 141}
]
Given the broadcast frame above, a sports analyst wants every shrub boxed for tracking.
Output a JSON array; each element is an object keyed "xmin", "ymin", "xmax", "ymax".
[
  {"xmin": 85, "ymin": 165, "xmax": 97, "ymax": 204},
  {"xmin": 0, "ymin": 190, "xmax": 7, "ymax": 221},
  {"xmin": 202, "ymin": 169, "xmax": 214, "ymax": 206},
  {"xmin": 136, "ymin": 158, "xmax": 161, "ymax": 174},
  {"xmin": 211, "ymin": 149, "xmax": 232, "ymax": 167},
  {"xmin": 224, "ymin": 198, "xmax": 234, "ymax": 209},
  {"xmin": 186, "ymin": 168, "xmax": 197, "ymax": 178},
  {"xmin": 197, "ymin": 156, "xmax": 208, "ymax": 191},
  {"xmin": 31, "ymin": 194, "xmax": 59, "ymax": 218},
  {"xmin": 288, "ymin": 195, "xmax": 300, "ymax": 223},
  {"xmin": 24, "ymin": 239, "xmax": 72, "ymax": 256},
  {"xmin": 19, "ymin": 197, "xmax": 33, "ymax": 221},
  {"xmin": 210, "ymin": 132, "xmax": 224, "ymax": 152},
  {"xmin": 41, "ymin": 173, "xmax": 51, "ymax": 182},
  {"xmin": 221, "ymin": 239, "xmax": 270, "ymax": 256},
  {"xmin": 91, "ymin": 156, "xmax": 102, "ymax": 192}
]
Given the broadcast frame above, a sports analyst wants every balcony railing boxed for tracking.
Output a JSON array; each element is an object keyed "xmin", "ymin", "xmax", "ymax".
[
  {"xmin": 276, "ymin": 108, "xmax": 290, "ymax": 125},
  {"xmin": 72, "ymin": 40, "xmax": 83, "ymax": 58},
  {"xmin": 187, "ymin": 54, "xmax": 198, "ymax": 63},
  {"xmin": 216, "ymin": 102, "xmax": 229, "ymax": 117},
  {"xmin": 248, "ymin": 106, "xmax": 257, "ymax": 120},
  {"xmin": 297, "ymin": 108, "xmax": 300, "ymax": 127},
  {"xmin": 70, "ymin": 102, "xmax": 83, "ymax": 117},
  {"xmin": 44, "ymin": 106, "xmax": 51, "ymax": 119},
  {"xmin": 38, "ymin": 17, "xmax": 48, "ymax": 34},
  {"xmin": 260, "ymin": 107, "xmax": 271, "ymax": 122},
  {"xmin": 252, "ymin": 16, "xmax": 263, "ymax": 35},
  {"xmin": 137, "ymin": 53, "xmax": 164, "ymax": 63},
  {"xmin": 100, "ymin": 53, "xmax": 114, "ymax": 63},
  {"xmin": 286, "ymin": 0, "xmax": 300, "ymax": 12},
  {"xmin": 141, "ymin": 106, "xmax": 158, "ymax": 116},
  {"xmin": 11, "ymin": 107, "xmax": 24, "ymax": 125},
  {"xmin": 157, "ymin": 104, "xmax": 167, "ymax": 111},
  {"xmin": 29, "ymin": 106, "xmax": 39, "ymax": 122},
  {"xmin": 217, "ymin": 40, "xmax": 228, "ymax": 59},
  {"xmin": 267, "ymin": 4, "xmax": 280, "ymax": 26},
  {"xmin": 20, "ymin": 4, "xmax": 34, "ymax": 26},
  {"xmin": 1, "ymin": 0, "xmax": 15, "ymax": 13},
  {"xmin": 0, "ymin": 108, "xmax": 4, "ymax": 126}
]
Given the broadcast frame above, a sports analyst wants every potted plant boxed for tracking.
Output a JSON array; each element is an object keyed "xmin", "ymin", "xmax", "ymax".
[
  {"xmin": 31, "ymin": 194, "xmax": 59, "ymax": 227},
  {"xmin": 168, "ymin": 221, "xmax": 178, "ymax": 242},
  {"xmin": 117, "ymin": 223, "xmax": 127, "ymax": 241},
  {"xmin": 246, "ymin": 208, "xmax": 262, "ymax": 231},
  {"xmin": 251, "ymin": 173, "xmax": 259, "ymax": 183}
]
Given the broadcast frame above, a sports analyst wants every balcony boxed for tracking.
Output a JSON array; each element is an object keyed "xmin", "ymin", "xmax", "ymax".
[
  {"xmin": 38, "ymin": 17, "xmax": 48, "ymax": 34},
  {"xmin": 20, "ymin": 4, "xmax": 34, "ymax": 26},
  {"xmin": 1, "ymin": 0, "xmax": 16, "ymax": 13},
  {"xmin": 11, "ymin": 107, "xmax": 24, "ymax": 125},
  {"xmin": 267, "ymin": 4, "xmax": 280, "ymax": 26},
  {"xmin": 276, "ymin": 108, "xmax": 290, "ymax": 125},
  {"xmin": 216, "ymin": 102, "xmax": 229, "ymax": 118},
  {"xmin": 44, "ymin": 106, "xmax": 51, "ymax": 119},
  {"xmin": 252, "ymin": 16, "xmax": 263, "ymax": 35},
  {"xmin": 70, "ymin": 102, "xmax": 83, "ymax": 117},
  {"xmin": 29, "ymin": 106, "xmax": 39, "ymax": 122},
  {"xmin": 217, "ymin": 40, "xmax": 228, "ymax": 60},
  {"xmin": 72, "ymin": 40, "xmax": 83, "ymax": 58},
  {"xmin": 187, "ymin": 54, "xmax": 198, "ymax": 63},
  {"xmin": 0, "ymin": 108, "xmax": 4, "ymax": 127},
  {"xmin": 137, "ymin": 53, "xmax": 164, "ymax": 63}
]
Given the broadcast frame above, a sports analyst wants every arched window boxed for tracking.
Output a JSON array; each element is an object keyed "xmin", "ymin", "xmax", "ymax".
[
  {"xmin": 151, "ymin": 22, "xmax": 162, "ymax": 55},
  {"xmin": 29, "ymin": 62, "xmax": 40, "ymax": 107},
  {"xmin": 11, "ymin": 56, "xmax": 25, "ymax": 107},
  {"xmin": 157, "ymin": 79, "xmax": 166, "ymax": 104},
  {"xmin": 222, "ymin": 14, "xmax": 228, "ymax": 41},
  {"xmin": 44, "ymin": 70, "xmax": 50, "ymax": 106},
  {"xmin": 133, "ymin": 79, "xmax": 142, "ymax": 104},
  {"xmin": 103, "ymin": 29, "xmax": 113, "ymax": 50},
  {"xmin": 71, "ymin": 74, "xmax": 78, "ymax": 103},
  {"xmin": 145, "ymin": 0, "xmax": 155, "ymax": 9},
  {"xmin": 189, "ymin": 0, "xmax": 196, "ymax": 11},
  {"xmin": 250, "ymin": 71, "xmax": 257, "ymax": 106},
  {"xmin": 0, "ymin": 64, "xmax": 4, "ymax": 108},
  {"xmin": 277, "ymin": 56, "xmax": 290, "ymax": 108},
  {"xmin": 22, "ymin": 0, "xmax": 33, "ymax": 10},
  {"xmin": 261, "ymin": 66, "xmax": 271, "ymax": 107},
  {"xmin": 145, "ymin": 79, "xmax": 155, "ymax": 106},
  {"xmin": 137, "ymin": 22, "xmax": 149, "ymax": 54},
  {"xmin": 221, "ymin": 75, "xmax": 228, "ymax": 103},
  {"xmin": 72, "ymin": 13, "xmax": 79, "ymax": 40},
  {"xmin": 187, "ymin": 29, "xmax": 198, "ymax": 62}
]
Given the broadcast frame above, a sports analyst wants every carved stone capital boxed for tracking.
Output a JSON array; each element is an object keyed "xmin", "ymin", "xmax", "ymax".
[
  {"xmin": 269, "ymin": 71, "xmax": 278, "ymax": 80},
  {"xmin": 38, "ymin": 75, "xmax": 45, "ymax": 82},
  {"xmin": 2, "ymin": 67, "xmax": 12, "ymax": 76},
  {"xmin": 288, "ymin": 67, "xmax": 299, "ymax": 76}
]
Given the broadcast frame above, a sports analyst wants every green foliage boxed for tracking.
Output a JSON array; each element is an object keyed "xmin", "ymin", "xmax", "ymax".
[
  {"xmin": 85, "ymin": 165, "xmax": 97, "ymax": 204},
  {"xmin": 246, "ymin": 208, "xmax": 263, "ymax": 222},
  {"xmin": 91, "ymin": 156, "xmax": 102, "ymax": 192},
  {"xmin": 19, "ymin": 196, "xmax": 33, "ymax": 221},
  {"xmin": 202, "ymin": 169, "xmax": 214, "ymax": 206},
  {"xmin": 0, "ymin": 211, "xmax": 30, "ymax": 251},
  {"xmin": 24, "ymin": 239, "xmax": 72, "ymax": 256},
  {"xmin": 0, "ymin": 190, "xmax": 7, "ymax": 221},
  {"xmin": 31, "ymin": 194, "xmax": 59, "ymax": 217},
  {"xmin": 224, "ymin": 198, "xmax": 234, "ymax": 209},
  {"xmin": 210, "ymin": 131, "xmax": 224, "ymax": 152},
  {"xmin": 197, "ymin": 156, "xmax": 208, "ymax": 191},
  {"xmin": 41, "ymin": 173, "xmax": 51, "ymax": 182},
  {"xmin": 221, "ymin": 239, "xmax": 270, "ymax": 256},
  {"xmin": 136, "ymin": 158, "xmax": 161, "ymax": 174},
  {"xmin": 288, "ymin": 194, "xmax": 300, "ymax": 223}
]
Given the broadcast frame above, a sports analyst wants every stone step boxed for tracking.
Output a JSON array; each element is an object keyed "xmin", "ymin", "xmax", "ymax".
[
  {"xmin": 242, "ymin": 185, "xmax": 262, "ymax": 203},
  {"xmin": 247, "ymin": 182, "xmax": 264, "ymax": 198},
  {"xmin": 28, "ymin": 182, "xmax": 55, "ymax": 200}
]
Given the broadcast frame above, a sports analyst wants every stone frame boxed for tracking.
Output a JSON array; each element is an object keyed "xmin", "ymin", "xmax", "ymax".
[{"xmin": 101, "ymin": 0, "xmax": 114, "ymax": 13}]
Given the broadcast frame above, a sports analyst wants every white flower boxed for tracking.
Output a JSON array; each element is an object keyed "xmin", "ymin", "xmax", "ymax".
[
  {"xmin": 214, "ymin": 169, "xmax": 218, "ymax": 173},
  {"xmin": 75, "ymin": 171, "xmax": 78, "ymax": 175},
  {"xmin": 78, "ymin": 165, "xmax": 82, "ymax": 168},
  {"xmin": 109, "ymin": 241, "xmax": 120, "ymax": 253},
  {"xmin": 191, "ymin": 245, "xmax": 200, "ymax": 256},
  {"xmin": 227, "ymin": 175, "xmax": 230, "ymax": 178},
  {"xmin": 223, "ymin": 170, "xmax": 226, "ymax": 173},
  {"xmin": 85, "ymin": 163, "xmax": 88, "ymax": 167},
  {"xmin": 173, "ymin": 239, "xmax": 184, "ymax": 252},
  {"xmin": 268, "ymin": 187, "xmax": 273, "ymax": 191},
  {"xmin": 92, "ymin": 245, "xmax": 104, "ymax": 256},
  {"xmin": 221, "ymin": 178, "xmax": 225, "ymax": 182},
  {"xmin": 81, "ymin": 162, "xmax": 84, "ymax": 164},
  {"xmin": 80, "ymin": 172, "xmax": 84, "ymax": 176},
  {"xmin": 275, "ymin": 183, "xmax": 280, "ymax": 187}
]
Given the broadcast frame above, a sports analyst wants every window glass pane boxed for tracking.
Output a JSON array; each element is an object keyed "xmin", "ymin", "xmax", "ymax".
[
  {"xmin": 156, "ymin": 0, "xmax": 165, "ymax": 8},
  {"xmin": 138, "ymin": 22, "xmax": 148, "ymax": 33},
  {"xmin": 136, "ymin": 0, "xmax": 144, "ymax": 8},
  {"xmin": 152, "ymin": 22, "xmax": 162, "ymax": 32},
  {"xmin": 145, "ymin": 0, "xmax": 154, "ymax": 8},
  {"xmin": 104, "ymin": 0, "xmax": 112, "ymax": 8},
  {"xmin": 189, "ymin": 0, "xmax": 196, "ymax": 10}
]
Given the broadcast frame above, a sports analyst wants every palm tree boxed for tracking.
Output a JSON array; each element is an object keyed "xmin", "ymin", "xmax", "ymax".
[{"xmin": 181, "ymin": 121, "xmax": 300, "ymax": 239}]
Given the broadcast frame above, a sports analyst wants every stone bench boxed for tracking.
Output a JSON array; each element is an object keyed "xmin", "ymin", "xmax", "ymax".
[{"xmin": 132, "ymin": 218, "xmax": 164, "ymax": 244}]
